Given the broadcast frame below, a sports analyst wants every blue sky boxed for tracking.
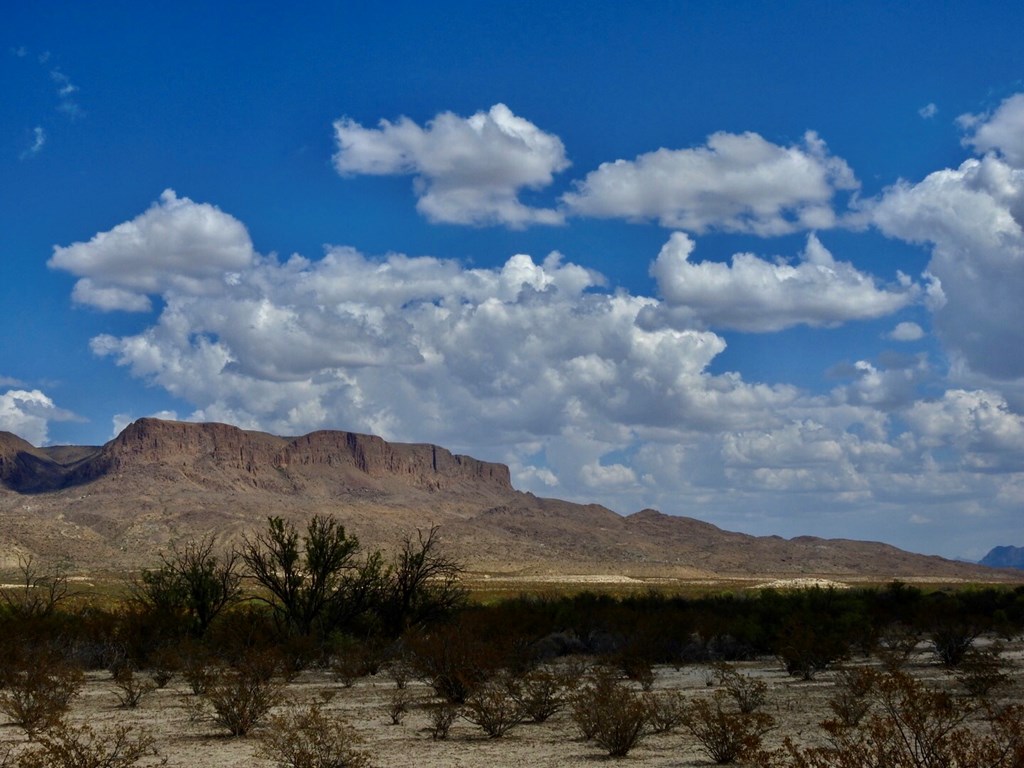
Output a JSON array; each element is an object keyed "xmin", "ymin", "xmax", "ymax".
[{"xmin": 3, "ymin": 2, "xmax": 1023, "ymax": 560}]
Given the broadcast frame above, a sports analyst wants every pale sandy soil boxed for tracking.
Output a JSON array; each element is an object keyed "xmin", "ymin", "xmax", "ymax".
[
  {"xmin": 753, "ymin": 578, "xmax": 851, "ymax": 590},
  {"xmin": 1, "ymin": 646, "xmax": 1020, "ymax": 767}
]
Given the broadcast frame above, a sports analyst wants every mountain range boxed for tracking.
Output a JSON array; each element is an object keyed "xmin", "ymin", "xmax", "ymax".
[{"xmin": 1, "ymin": 418, "xmax": 1019, "ymax": 584}]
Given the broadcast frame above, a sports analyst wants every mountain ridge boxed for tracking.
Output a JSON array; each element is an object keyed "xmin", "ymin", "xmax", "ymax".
[
  {"xmin": 980, "ymin": 545, "xmax": 1024, "ymax": 570},
  {"xmin": 0, "ymin": 419, "xmax": 1019, "ymax": 583}
]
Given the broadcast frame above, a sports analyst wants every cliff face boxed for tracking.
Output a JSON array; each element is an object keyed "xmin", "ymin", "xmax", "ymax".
[
  {"xmin": 1, "ymin": 418, "xmax": 512, "ymax": 495},
  {"xmin": 280, "ymin": 430, "xmax": 511, "ymax": 491}
]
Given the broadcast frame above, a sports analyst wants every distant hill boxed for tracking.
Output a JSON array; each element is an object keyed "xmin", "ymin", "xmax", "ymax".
[
  {"xmin": 1, "ymin": 418, "xmax": 1021, "ymax": 584},
  {"xmin": 980, "ymin": 545, "xmax": 1024, "ymax": 570}
]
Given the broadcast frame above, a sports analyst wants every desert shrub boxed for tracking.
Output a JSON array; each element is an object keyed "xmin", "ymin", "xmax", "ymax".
[
  {"xmin": 643, "ymin": 689, "xmax": 687, "ymax": 733},
  {"xmin": 875, "ymin": 622, "xmax": 922, "ymax": 671},
  {"xmin": 827, "ymin": 667, "xmax": 877, "ymax": 727},
  {"xmin": 12, "ymin": 722, "xmax": 159, "ymax": 768},
  {"xmin": 182, "ymin": 661, "xmax": 214, "ymax": 696},
  {"xmin": 385, "ymin": 688, "xmax": 412, "ymax": 725},
  {"xmin": 776, "ymin": 617, "xmax": 848, "ymax": 680},
  {"xmin": 427, "ymin": 702, "xmax": 458, "ymax": 740},
  {"xmin": 112, "ymin": 666, "xmax": 156, "ymax": 709},
  {"xmin": 259, "ymin": 704, "xmax": 371, "ymax": 768},
  {"xmin": 205, "ymin": 660, "xmax": 283, "ymax": 736},
  {"xmin": 461, "ymin": 677, "xmax": 526, "ymax": 738},
  {"xmin": 326, "ymin": 639, "xmax": 385, "ymax": 687},
  {"xmin": 683, "ymin": 692, "xmax": 774, "ymax": 765},
  {"xmin": 930, "ymin": 624, "xmax": 979, "ymax": 669},
  {"xmin": 178, "ymin": 691, "xmax": 208, "ymax": 723},
  {"xmin": 146, "ymin": 644, "xmax": 180, "ymax": 688},
  {"xmin": 715, "ymin": 663, "xmax": 769, "ymax": 714},
  {"xmin": 386, "ymin": 658, "xmax": 412, "ymax": 690},
  {"xmin": 954, "ymin": 646, "xmax": 1010, "ymax": 698},
  {"xmin": 0, "ymin": 654, "xmax": 84, "ymax": 739},
  {"xmin": 605, "ymin": 645, "xmax": 657, "ymax": 691},
  {"xmin": 329, "ymin": 656, "xmax": 360, "ymax": 688},
  {"xmin": 406, "ymin": 626, "xmax": 499, "ymax": 703},
  {"xmin": 509, "ymin": 666, "xmax": 569, "ymax": 723},
  {"xmin": 570, "ymin": 668, "xmax": 649, "ymax": 757},
  {"xmin": 861, "ymin": 671, "xmax": 972, "ymax": 764},
  {"xmin": 622, "ymin": 656, "xmax": 656, "ymax": 691},
  {"xmin": 570, "ymin": 667, "xmax": 617, "ymax": 740},
  {"xmin": 764, "ymin": 678, "xmax": 1024, "ymax": 768},
  {"xmin": 178, "ymin": 642, "xmax": 216, "ymax": 695}
]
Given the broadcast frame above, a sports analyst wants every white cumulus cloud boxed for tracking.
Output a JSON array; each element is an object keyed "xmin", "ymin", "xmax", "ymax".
[
  {"xmin": 905, "ymin": 389, "xmax": 1024, "ymax": 457},
  {"xmin": 333, "ymin": 104, "xmax": 569, "ymax": 227},
  {"xmin": 563, "ymin": 130, "xmax": 858, "ymax": 235},
  {"xmin": 646, "ymin": 232, "xmax": 919, "ymax": 331},
  {"xmin": 48, "ymin": 189, "xmax": 256, "ymax": 312},
  {"xmin": 960, "ymin": 93, "xmax": 1024, "ymax": 168},
  {"xmin": 887, "ymin": 321, "xmax": 925, "ymax": 341},
  {"xmin": 870, "ymin": 153, "xmax": 1024, "ymax": 379},
  {"xmin": 0, "ymin": 389, "xmax": 76, "ymax": 446}
]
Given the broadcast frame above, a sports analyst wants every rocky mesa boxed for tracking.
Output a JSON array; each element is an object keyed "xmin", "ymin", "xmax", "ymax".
[{"xmin": 0, "ymin": 418, "xmax": 1020, "ymax": 584}]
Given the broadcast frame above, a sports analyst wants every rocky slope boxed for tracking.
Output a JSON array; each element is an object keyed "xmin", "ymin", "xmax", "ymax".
[{"xmin": 0, "ymin": 419, "xmax": 1019, "ymax": 583}]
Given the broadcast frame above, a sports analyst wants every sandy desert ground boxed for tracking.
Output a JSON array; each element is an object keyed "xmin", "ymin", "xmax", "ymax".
[{"xmin": 1, "ymin": 638, "xmax": 1020, "ymax": 768}]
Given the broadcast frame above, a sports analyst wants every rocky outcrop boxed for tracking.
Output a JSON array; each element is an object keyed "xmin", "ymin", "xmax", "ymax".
[
  {"xmin": 1, "ymin": 418, "xmax": 512, "ymax": 495},
  {"xmin": 280, "ymin": 430, "xmax": 510, "ymax": 491}
]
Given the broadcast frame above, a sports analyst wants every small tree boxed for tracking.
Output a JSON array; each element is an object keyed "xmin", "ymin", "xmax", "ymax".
[
  {"xmin": 241, "ymin": 516, "xmax": 362, "ymax": 637},
  {"xmin": 135, "ymin": 535, "xmax": 242, "ymax": 638},
  {"xmin": 381, "ymin": 526, "xmax": 465, "ymax": 635},
  {"xmin": 0, "ymin": 555, "xmax": 71, "ymax": 619}
]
